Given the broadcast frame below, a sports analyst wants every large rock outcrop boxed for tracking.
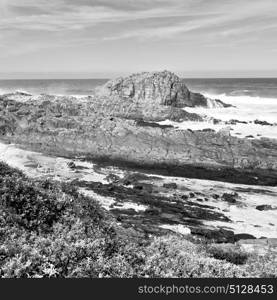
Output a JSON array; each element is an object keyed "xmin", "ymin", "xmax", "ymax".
[
  {"xmin": 1, "ymin": 94, "xmax": 277, "ymax": 185},
  {"xmin": 96, "ymin": 70, "xmax": 230, "ymax": 108}
]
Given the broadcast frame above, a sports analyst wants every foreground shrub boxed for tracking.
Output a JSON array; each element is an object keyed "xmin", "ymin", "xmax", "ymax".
[
  {"xmin": 0, "ymin": 161, "xmax": 277, "ymax": 278},
  {"xmin": 140, "ymin": 236, "xmax": 247, "ymax": 278},
  {"xmin": 243, "ymin": 254, "xmax": 277, "ymax": 278}
]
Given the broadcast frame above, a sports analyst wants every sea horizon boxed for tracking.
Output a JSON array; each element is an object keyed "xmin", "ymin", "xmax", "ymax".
[{"xmin": 1, "ymin": 77, "xmax": 277, "ymax": 99}]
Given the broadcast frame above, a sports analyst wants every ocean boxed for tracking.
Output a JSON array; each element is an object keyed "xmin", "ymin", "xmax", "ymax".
[
  {"xmin": 1, "ymin": 78, "xmax": 277, "ymax": 98},
  {"xmin": 1, "ymin": 77, "xmax": 277, "ymax": 139},
  {"xmin": 0, "ymin": 79, "xmax": 108, "ymax": 96}
]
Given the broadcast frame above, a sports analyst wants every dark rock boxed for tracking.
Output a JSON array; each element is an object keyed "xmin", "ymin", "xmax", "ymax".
[
  {"xmin": 189, "ymin": 192, "xmax": 195, "ymax": 198},
  {"xmin": 201, "ymin": 128, "xmax": 215, "ymax": 133},
  {"xmin": 254, "ymin": 119, "xmax": 273, "ymax": 126},
  {"xmin": 227, "ymin": 119, "xmax": 248, "ymax": 125},
  {"xmin": 234, "ymin": 233, "xmax": 256, "ymax": 242},
  {"xmin": 144, "ymin": 207, "xmax": 161, "ymax": 216},
  {"xmin": 110, "ymin": 208, "xmax": 137, "ymax": 215},
  {"xmin": 136, "ymin": 120, "xmax": 173, "ymax": 129},
  {"xmin": 212, "ymin": 194, "xmax": 220, "ymax": 199},
  {"xmin": 196, "ymin": 198, "xmax": 204, "ymax": 202},
  {"xmin": 213, "ymin": 98, "xmax": 233, "ymax": 108},
  {"xmin": 191, "ymin": 227, "xmax": 235, "ymax": 243},
  {"xmin": 133, "ymin": 183, "xmax": 153, "ymax": 193},
  {"xmin": 256, "ymin": 204, "xmax": 273, "ymax": 211},
  {"xmin": 246, "ymin": 135, "xmax": 254, "ymax": 138},
  {"xmin": 75, "ymin": 178, "xmax": 231, "ymax": 239},
  {"xmin": 163, "ymin": 182, "xmax": 178, "ymax": 189},
  {"xmin": 108, "ymin": 185, "xmax": 115, "ymax": 192},
  {"xmin": 67, "ymin": 161, "xmax": 76, "ymax": 169},
  {"xmin": 133, "ymin": 184, "xmax": 143, "ymax": 190},
  {"xmin": 222, "ymin": 192, "xmax": 239, "ymax": 204},
  {"xmin": 213, "ymin": 118, "xmax": 221, "ymax": 125}
]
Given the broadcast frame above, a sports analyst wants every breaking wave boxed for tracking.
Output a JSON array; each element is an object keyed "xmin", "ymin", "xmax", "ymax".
[
  {"xmin": 187, "ymin": 93, "xmax": 277, "ymax": 124},
  {"xmin": 206, "ymin": 98, "xmax": 226, "ymax": 108}
]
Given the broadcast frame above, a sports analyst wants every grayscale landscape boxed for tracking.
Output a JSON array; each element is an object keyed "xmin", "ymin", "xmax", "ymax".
[{"xmin": 0, "ymin": 0, "xmax": 277, "ymax": 278}]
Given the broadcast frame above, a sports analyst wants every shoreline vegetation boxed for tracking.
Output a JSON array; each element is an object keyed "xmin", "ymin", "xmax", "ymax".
[{"xmin": 1, "ymin": 161, "xmax": 277, "ymax": 278}]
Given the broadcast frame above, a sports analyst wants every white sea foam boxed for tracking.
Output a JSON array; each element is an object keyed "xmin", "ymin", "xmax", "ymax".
[
  {"xmin": 0, "ymin": 88, "xmax": 8, "ymax": 95},
  {"xmin": 206, "ymin": 98, "xmax": 226, "ymax": 108},
  {"xmin": 159, "ymin": 119, "xmax": 277, "ymax": 140},
  {"xmin": 159, "ymin": 224, "xmax": 191, "ymax": 236},
  {"xmin": 188, "ymin": 93, "xmax": 277, "ymax": 123},
  {"xmin": 169, "ymin": 93, "xmax": 277, "ymax": 139}
]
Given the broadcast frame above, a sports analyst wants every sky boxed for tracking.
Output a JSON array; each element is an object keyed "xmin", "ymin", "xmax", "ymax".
[{"xmin": 0, "ymin": 0, "xmax": 277, "ymax": 78}]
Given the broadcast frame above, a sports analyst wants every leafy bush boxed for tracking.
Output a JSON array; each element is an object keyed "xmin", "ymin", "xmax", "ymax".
[{"xmin": 0, "ymin": 176, "xmax": 65, "ymax": 232}]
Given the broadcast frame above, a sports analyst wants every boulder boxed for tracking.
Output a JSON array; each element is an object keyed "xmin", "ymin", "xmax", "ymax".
[
  {"xmin": 67, "ymin": 161, "xmax": 76, "ymax": 169},
  {"xmin": 97, "ymin": 71, "xmax": 230, "ymax": 108},
  {"xmin": 234, "ymin": 233, "xmax": 256, "ymax": 242},
  {"xmin": 133, "ymin": 183, "xmax": 153, "ymax": 193},
  {"xmin": 256, "ymin": 205, "xmax": 274, "ymax": 211},
  {"xmin": 222, "ymin": 192, "xmax": 239, "ymax": 204},
  {"xmin": 254, "ymin": 119, "xmax": 273, "ymax": 126}
]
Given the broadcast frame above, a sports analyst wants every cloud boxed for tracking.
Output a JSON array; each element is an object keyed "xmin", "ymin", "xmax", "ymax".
[
  {"xmin": 0, "ymin": 1, "xmax": 192, "ymax": 32},
  {"xmin": 0, "ymin": 0, "xmax": 277, "ymax": 57},
  {"xmin": 63, "ymin": 0, "xmax": 180, "ymax": 11},
  {"xmin": 101, "ymin": 0, "xmax": 277, "ymax": 41},
  {"xmin": 1, "ymin": 0, "xmax": 276, "ymax": 34}
]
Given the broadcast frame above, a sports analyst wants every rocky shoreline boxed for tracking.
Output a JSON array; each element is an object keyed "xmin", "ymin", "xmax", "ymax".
[
  {"xmin": 1, "ymin": 141, "xmax": 277, "ymax": 245},
  {"xmin": 1, "ymin": 72, "xmax": 277, "ymax": 186}
]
